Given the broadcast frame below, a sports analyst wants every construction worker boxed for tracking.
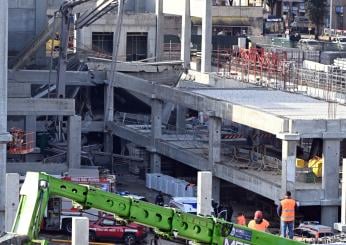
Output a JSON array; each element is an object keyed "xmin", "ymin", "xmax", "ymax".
[
  {"xmin": 277, "ymin": 191, "xmax": 298, "ymax": 239},
  {"xmin": 248, "ymin": 211, "xmax": 270, "ymax": 232},
  {"xmin": 236, "ymin": 212, "xmax": 246, "ymax": 226},
  {"xmin": 155, "ymin": 192, "xmax": 164, "ymax": 206}
]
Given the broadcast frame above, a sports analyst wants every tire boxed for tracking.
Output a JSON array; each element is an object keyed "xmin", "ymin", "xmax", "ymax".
[
  {"xmin": 89, "ymin": 231, "xmax": 96, "ymax": 242},
  {"xmin": 62, "ymin": 219, "xmax": 72, "ymax": 234},
  {"xmin": 124, "ymin": 233, "xmax": 136, "ymax": 245}
]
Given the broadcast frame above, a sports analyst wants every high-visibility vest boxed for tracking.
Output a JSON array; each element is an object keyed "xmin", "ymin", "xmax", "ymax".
[
  {"xmin": 248, "ymin": 219, "xmax": 269, "ymax": 232},
  {"xmin": 280, "ymin": 198, "xmax": 296, "ymax": 222},
  {"xmin": 237, "ymin": 215, "xmax": 246, "ymax": 226}
]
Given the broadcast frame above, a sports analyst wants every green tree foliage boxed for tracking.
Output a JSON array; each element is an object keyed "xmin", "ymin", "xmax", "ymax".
[
  {"xmin": 266, "ymin": 0, "xmax": 277, "ymax": 15},
  {"xmin": 305, "ymin": 0, "xmax": 327, "ymax": 39}
]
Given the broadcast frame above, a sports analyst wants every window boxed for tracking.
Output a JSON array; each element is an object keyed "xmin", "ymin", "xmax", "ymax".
[
  {"xmin": 101, "ymin": 219, "xmax": 115, "ymax": 226},
  {"xmin": 126, "ymin": 32, "xmax": 148, "ymax": 61},
  {"xmin": 92, "ymin": 32, "xmax": 113, "ymax": 56}
]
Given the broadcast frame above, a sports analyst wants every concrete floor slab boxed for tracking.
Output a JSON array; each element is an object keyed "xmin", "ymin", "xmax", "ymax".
[{"xmin": 192, "ymin": 89, "xmax": 346, "ymax": 120}]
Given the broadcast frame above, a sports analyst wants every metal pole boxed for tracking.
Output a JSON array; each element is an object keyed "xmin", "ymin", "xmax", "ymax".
[
  {"xmin": 329, "ymin": 0, "xmax": 333, "ymax": 40},
  {"xmin": 0, "ymin": 0, "xmax": 8, "ymax": 232},
  {"xmin": 106, "ymin": 0, "xmax": 125, "ymax": 122}
]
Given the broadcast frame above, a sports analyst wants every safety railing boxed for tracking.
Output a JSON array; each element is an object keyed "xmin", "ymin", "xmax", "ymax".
[{"xmin": 8, "ymin": 129, "xmax": 35, "ymax": 155}]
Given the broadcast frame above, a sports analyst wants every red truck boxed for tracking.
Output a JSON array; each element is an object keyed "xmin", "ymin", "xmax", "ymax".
[{"xmin": 89, "ymin": 216, "xmax": 148, "ymax": 244}]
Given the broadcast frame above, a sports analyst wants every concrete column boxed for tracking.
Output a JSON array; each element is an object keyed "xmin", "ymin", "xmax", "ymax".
[
  {"xmin": 197, "ymin": 171, "xmax": 212, "ymax": 216},
  {"xmin": 334, "ymin": 158, "xmax": 346, "ymax": 232},
  {"xmin": 5, "ymin": 173, "xmax": 19, "ymax": 232},
  {"xmin": 342, "ymin": 159, "xmax": 346, "ymax": 225},
  {"xmin": 25, "ymin": 115, "xmax": 36, "ymax": 161},
  {"xmin": 67, "ymin": 116, "xmax": 81, "ymax": 169},
  {"xmin": 0, "ymin": 0, "xmax": 8, "ymax": 232},
  {"xmin": 35, "ymin": 0, "xmax": 48, "ymax": 66},
  {"xmin": 72, "ymin": 217, "xmax": 89, "ymax": 245},
  {"xmin": 155, "ymin": 0, "xmax": 164, "ymax": 61},
  {"xmin": 208, "ymin": 116, "xmax": 221, "ymax": 204},
  {"xmin": 25, "ymin": 115, "xmax": 36, "ymax": 146},
  {"xmin": 201, "ymin": 0, "xmax": 212, "ymax": 73},
  {"xmin": 104, "ymin": 85, "xmax": 114, "ymax": 153},
  {"xmin": 208, "ymin": 116, "xmax": 221, "ymax": 167},
  {"xmin": 181, "ymin": 0, "xmax": 191, "ymax": 68},
  {"xmin": 321, "ymin": 139, "xmax": 340, "ymax": 227},
  {"xmin": 176, "ymin": 105, "xmax": 187, "ymax": 134},
  {"xmin": 212, "ymin": 176, "xmax": 220, "ymax": 203},
  {"xmin": 150, "ymin": 99, "xmax": 163, "ymax": 173},
  {"xmin": 281, "ymin": 140, "xmax": 297, "ymax": 196}
]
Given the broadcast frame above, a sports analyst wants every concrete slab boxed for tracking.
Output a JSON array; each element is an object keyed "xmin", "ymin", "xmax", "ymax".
[
  {"xmin": 192, "ymin": 89, "xmax": 346, "ymax": 120},
  {"xmin": 109, "ymin": 122, "xmax": 326, "ymax": 206}
]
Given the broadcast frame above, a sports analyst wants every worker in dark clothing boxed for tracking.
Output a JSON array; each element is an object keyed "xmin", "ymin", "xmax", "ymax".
[
  {"xmin": 226, "ymin": 204, "xmax": 233, "ymax": 222},
  {"xmin": 155, "ymin": 192, "xmax": 164, "ymax": 206}
]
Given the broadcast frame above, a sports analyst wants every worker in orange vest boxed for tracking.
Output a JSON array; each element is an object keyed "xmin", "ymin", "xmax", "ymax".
[
  {"xmin": 236, "ymin": 212, "xmax": 246, "ymax": 226},
  {"xmin": 277, "ymin": 191, "xmax": 298, "ymax": 239},
  {"xmin": 248, "ymin": 211, "xmax": 270, "ymax": 232}
]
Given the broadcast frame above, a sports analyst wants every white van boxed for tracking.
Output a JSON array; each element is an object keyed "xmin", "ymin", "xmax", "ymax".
[{"xmin": 169, "ymin": 197, "xmax": 198, "ymax": 214}]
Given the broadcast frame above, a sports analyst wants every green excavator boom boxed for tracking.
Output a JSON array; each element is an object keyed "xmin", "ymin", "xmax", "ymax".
[{"xmin": 0, "ymin": 172, "xmax": 304, "ymax": 245}]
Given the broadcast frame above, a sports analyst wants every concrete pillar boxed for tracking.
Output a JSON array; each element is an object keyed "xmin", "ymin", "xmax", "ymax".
[
  {"xmin": 104, "ymin": 85, "xmax": 114, "ymax": 153},
  {"xmin": 150, "ymin": 153, "xmax": 161, "ymax": 173},
  {"xmin": 67, "ymin": 116, "xmax": 81, "ymax": 169},
  {"xmin": 176, "ymin": 105, "xmax": 187, "ymax": 134},
  {"xmin": 334, "ymin": 158, "xmax": 346, "ymax": 231},
  {"xmin": 181, "ymin": 0, "xmax": 191, "ymax": 68},
  {"xmin": 201, "ymin": 0, "xmax": 212, "ymax": 73},
  {"xmin": 208, "ymin": 116, "xmax": 221, "ymax": 204},
  {"xmin": 212, "ymin": 176, "xmax": 220, "ymax": 203},
  {"xmin": 155, "ymin": 0, "xmax": 164, "ymax": 61},
  {"xmin": 342, "ymin": 159, "xmax": 346, "ymax": 225},
  {"xmin": 281, "ymin": 140, "xmax": 297, "ymax": 196},
  {"xmin": 72, "ymin": 217, "xmax": 89, "ymax": 245},
  {"xmin": 150, "ymin": 99, "xmax": 163, "ymax": 173},
  {"xmin": 321, "ymin": 139, "xmax": 340, "ymax": 227},
  {"xmin": 35, "ymin": 0, "xmax": 48, "ymax": 66},
  {"xmin": 208, "ymin": 116, "xmax": 221, "ymax": 166},
  {"xmin": 25, "ymin": 115, "xmax": 36, "ymax": 146},
  {"xmin": 5, "ymin": 173, "xmax": 19, "ymax": 232},
  {"xmin": 0, "ymin": 0, "xmax": 8, "ymax": 232},
  {"xmin": 197, "ymin": 171, "xmax": 212, "ymax": 216}
]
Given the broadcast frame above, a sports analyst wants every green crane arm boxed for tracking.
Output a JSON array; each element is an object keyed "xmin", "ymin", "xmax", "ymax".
[{"xmin": 3, "ymin": 172, "xmax": 304, "ymax": 245}]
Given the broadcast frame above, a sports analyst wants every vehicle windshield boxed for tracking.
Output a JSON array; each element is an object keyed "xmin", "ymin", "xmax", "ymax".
[
  {"xmin": 307, "ymin": 41, "xmax": 320, "ymax": 46},
  {"xmin": 339, "ymin": 38, "xmax": 346, "ymax": 42}
]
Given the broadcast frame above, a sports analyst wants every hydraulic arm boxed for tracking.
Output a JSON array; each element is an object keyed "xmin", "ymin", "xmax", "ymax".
[{"xmin": 1, "ymin": 172, "xmax": 304, "ymax": 245}]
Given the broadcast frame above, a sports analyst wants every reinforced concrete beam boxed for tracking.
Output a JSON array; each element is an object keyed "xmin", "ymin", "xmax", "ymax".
[
  {"xmin": 112, "ymin": 72, "xmax": 288, "ymax": 135},
  {"xmin": 8, "ymin": 70, "xmax": 106, "ymax": 86},
  {"xmin": 6, "ymin": 163, "xmax": 68, "ymax": 175},
  {"xmin": 8, "ymin": 98, "xmax": 75, "ymax": 116}
]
